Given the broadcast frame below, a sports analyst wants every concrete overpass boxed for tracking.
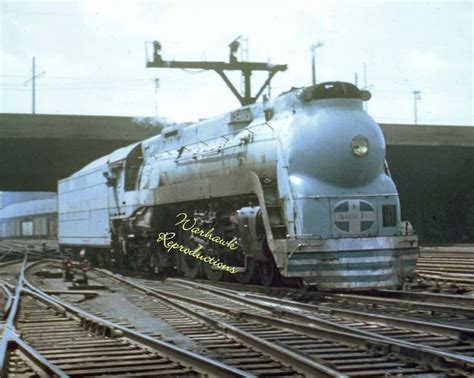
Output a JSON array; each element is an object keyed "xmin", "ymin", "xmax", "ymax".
[
  {"xmin": 0, "ymin": 113, "xmax": 473, "ymax": 243},
  {"xmin": 382, "ymin": 124, "xmax": 474, "ymax": 243},
  {"xmin": 0, "ymin": 113, "xmax": 162, "ymax": 192}
]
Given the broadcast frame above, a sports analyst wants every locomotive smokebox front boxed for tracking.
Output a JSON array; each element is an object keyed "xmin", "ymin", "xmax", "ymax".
[{"xmin": 285, "ymin": 84, "xmax": 385, "ymax": 190}]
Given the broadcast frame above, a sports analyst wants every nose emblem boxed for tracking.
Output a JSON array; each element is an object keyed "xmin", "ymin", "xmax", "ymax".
[{"xmin": 333, "ymin": 200, "xmax": 376, "ymax": 233}]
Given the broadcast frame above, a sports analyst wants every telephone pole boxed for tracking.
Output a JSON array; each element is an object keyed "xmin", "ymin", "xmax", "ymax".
[
  {"xmin": 24, "ymin": 57, "xmax": 45, "ymax": 114},
  {"xmin": 154, "ymin": 78, "xmax": 160, "ymax": 118},
  {"xmin": 361, "ymin": 63, "xmax": 374, "ymax": 112},
  {"xmin": 310, "ymin": 42, "xmax": 324, "ymax": 85},
  {"xmin": 413, "ymin": 90, "xmax": 421, "ymax": 125}
]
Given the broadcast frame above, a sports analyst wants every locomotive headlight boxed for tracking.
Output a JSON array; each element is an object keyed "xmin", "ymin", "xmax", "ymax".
[{"xmin": 351, "ymin": 136, "xmax": 369, "ymax": 157}]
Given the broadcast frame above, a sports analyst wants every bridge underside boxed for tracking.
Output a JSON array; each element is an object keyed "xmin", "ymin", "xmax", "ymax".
[
  {"xmin": 387, "ymin": 145, "xmax": 473, "ymax": 243},
  {"xmin": 0, "ymin": 113, "xmax": 161, "ymax": 191},
  {"xmin": 0, "ymin": 114, "xmax": 472, "ymax": 243},
  {"xmin": 0, "ymin": 138, "xmax": 129, "ymax": 191}
]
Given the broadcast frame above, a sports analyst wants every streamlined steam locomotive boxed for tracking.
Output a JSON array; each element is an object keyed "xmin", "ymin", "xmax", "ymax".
[{"xmin": 58, "ymin": 82, "xmax": 418, "ymax": 289}]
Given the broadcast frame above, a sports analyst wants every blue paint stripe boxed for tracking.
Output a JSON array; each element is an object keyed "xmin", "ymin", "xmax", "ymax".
[
  {"xmin": 287, "ymin": 260, "xmax": 416, "ymax": 272},
  {"xmin": 289, "ymin": 248, "xmax": 417, "ymax": 261},
  {"xmin": 313, "ymin": 274, "xmax": 403, "ymax": 283}
]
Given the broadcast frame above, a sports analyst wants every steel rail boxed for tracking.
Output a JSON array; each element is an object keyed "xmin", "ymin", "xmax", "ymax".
[
  {"xmin": 0, "ymin": 329, "xmax": 68, "ymax": 378},
  {"xmin": 326, "ymin": 292, "xmax": 474, "ymax": 317},
  {"xmin": 98, "ymin": 269, "xmax": 474, "ymax": 375},
  {"xmin": 178, "ymin": 275, "xmax": 474, "ymax": 315},
  {"xmin": 95, "ymin": 270, "xmax": 346, "ymax": 377},
  {"xmin": 31, "ymin": 261, "xmax": 314, "ymax": 376},
  {"xmin": 418, "ymin": 266, "xmax": 474, "ymax": 274},
  {"xmin": 180, "ymin": 281, "xmax": 474, "ymax": 340},
  {"xmin": 375, "ymin": 289, "xmax": 474, "ymax": 307},
  {"xmin": 22, "ymin": 262, "xmax": 253, "ymax": 378},
  {"xmin": 0, "ymin": 240, "xmax": 60, "ymax": 262},
  {"xmin": 0, "ymin": 256, "xmax": 67, "ymax": 377},
  {"xmin": 417, "ymin": 270, "xmax": 474, "ymax": 285},
  {"xmin": 165, "ymin": 278, "xmax": 474, "ymax": 373},
  {"xmin": 0, "ymin": 259, "xmax": 24, "ymax": 269},
  {"xmin": 0, "ymin": 282, "xmax": 13, "ymax": 321}
]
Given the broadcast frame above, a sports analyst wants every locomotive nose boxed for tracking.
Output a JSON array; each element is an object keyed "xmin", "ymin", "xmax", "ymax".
[{"xmin": 286, "ymin": 99, "xmax": 385, "ymax": 188}]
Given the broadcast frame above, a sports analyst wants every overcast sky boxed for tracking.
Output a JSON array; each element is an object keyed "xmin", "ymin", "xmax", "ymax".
[{"xmin": 1, "ymin": 0, "xmax": 473, "ymax": 125}]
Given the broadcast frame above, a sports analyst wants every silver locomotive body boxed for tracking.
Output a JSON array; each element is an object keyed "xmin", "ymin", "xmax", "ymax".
[{"xmin": 58, "ymin": 82, "xmax": 418, "ymax": 289}]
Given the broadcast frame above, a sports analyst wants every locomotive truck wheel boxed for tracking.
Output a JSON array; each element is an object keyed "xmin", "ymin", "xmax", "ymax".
[
  {"xmin": 96, "ymin": 250, "xmax": 111, "ymax": 268},
  {"xmin": 127, "ymin": 251, "xmax": 139, "ymax": 272},
  {"xmin": 153, "ymin": 246, "xmax": 176, "ymax": 275},
  {"xmin": 113, "ymin": 250, "xmax": 125, "ymax": 269},
  {"xmin": 203, "ymin": 250, "xmax": 227, "ymax": 282},
  {"xmin": 258, "ymin": 259, "xmax": 278, "ymax": 287},
  {"xmin": 236, "ymin": 257, "xmax": 257, "ymax": 284},
  {"xmin": 176, "ymin": 230, "xmax": 204, "ymax": 279},
  {"xmin": 179, "ymin": 253, "xmax": 203, "ymax": 279}
]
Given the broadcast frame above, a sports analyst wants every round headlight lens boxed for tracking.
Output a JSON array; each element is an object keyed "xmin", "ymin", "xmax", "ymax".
[{"xmin": 351, "ymin": 136, "xmax": 369, "ymax": 157}]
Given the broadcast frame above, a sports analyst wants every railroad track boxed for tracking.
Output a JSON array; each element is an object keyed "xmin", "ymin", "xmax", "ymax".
[
  {"xmin": 0, "ymin": 260, "xmax": 252, "ymax": 377},
  {"xmin": 0, "ymin": 239, "xmax": 60, "ymax": 263},
  {"xmin": 178, "ymin": 276, "xmax": 474, "ymax": 329},
  {"xmin": 26, "ymin": 261, "xmax": 474, "ymax": 376},
  {"xmin": 315, "ymin": 290, "xmax": 474, "ymax": 328},
  {"xmin": 27, "ymin": 262, "xmax": 327, "ymax": 376},
  {"xmin": 145, "ymin": 278, "xmax": 474, "ymax": 353},
  {"xmin": 5, "ymin": 243, "xmax": 474, "ymax": 376},
  {"xmin": 62, "ymin": 266, "xmax": 474, "ymax": 376},
  {"xmin": 416, "ymin": 245, "xmax": 474, "ymax": 286},
  {"xmin": 190, "ymin": 279, "xmax": 474, "ymax": 347}
]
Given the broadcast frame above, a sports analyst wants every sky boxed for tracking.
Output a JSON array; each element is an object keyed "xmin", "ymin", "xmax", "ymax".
[{"xmin": 1, "ymin": 0, "xmax": 473, "ymax": 125}]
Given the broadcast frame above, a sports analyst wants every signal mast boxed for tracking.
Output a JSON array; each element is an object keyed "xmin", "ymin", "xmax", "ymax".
[{"xmin": 145, "ymin": 38, "xmax": 287, "ymax": 106}]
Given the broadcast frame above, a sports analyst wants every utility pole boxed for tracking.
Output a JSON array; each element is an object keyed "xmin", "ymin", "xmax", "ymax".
[
  {"xmin": 362, "ymin": 63, "xmax": 374, "ymax": 112},
  {"xmin": 154, "ymin": 78, "xmax": 160, "ymax": 118},
  {"xmin": 310, "ymin": 42, "xmax": 324, "ymax": 85},
  {"xmin": 24, "ymin": 57, "xmax": 45, "ymax": 114},
  {"xmin": 413, "ymin": 90, "xmax": 421, "ymax": 125},
  {"xmin": 363, "ymin": 63, "xmax": 368, "ymax": 111},
  {"xmin": 32, "ymin": 57, "xmax": 35, "ymax": 114}
]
